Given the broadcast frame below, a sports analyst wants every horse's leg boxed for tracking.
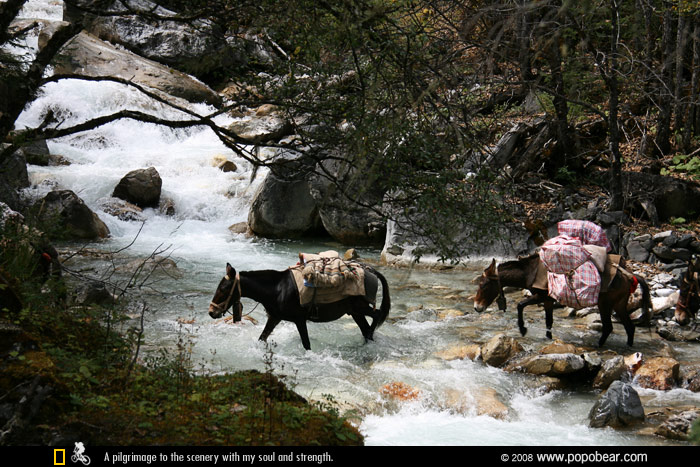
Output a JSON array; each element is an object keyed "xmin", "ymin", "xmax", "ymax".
[
  {"xmin": 544, "ymin": 298, "xmax": 554, "ymax": 340},
  {"xmin": 615, "ymin": 296, "xmax": 635, "ymax": 347},
  {"xmin": 259, "ymin": 316, "xmax": 281, "ymax": 342},
  {"xmin": 516, "ymin": 294, "xmax": 542, "ymax": 336},
  {"xmin": 598, "ymin": 305, "xmax": 613, "ymax": 347},
  {"xmin": 294, "ymin": 320, "xmax": 312, "ymax": 350},
  {"xmin": 351, "ymin": 313, "xmax": 373, "ymax": 342}
]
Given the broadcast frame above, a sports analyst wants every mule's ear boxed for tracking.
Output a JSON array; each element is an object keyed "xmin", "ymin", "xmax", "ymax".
[
  {"xmin": 226, "ymin": 263, "xmax": 234, "ymax": 275},
  {"xmin": 485, "ymin": 258, "xmax": 497, "ymax": 275}
]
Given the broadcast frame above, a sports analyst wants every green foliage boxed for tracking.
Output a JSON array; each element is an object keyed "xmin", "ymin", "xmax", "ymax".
[
  {"xmin": 661, "ymin": 154, "xmax": 700, "ymax": 180},
  {"xmin": 690, "ymin": 417, "xmax": 700, "ymax": 445}
]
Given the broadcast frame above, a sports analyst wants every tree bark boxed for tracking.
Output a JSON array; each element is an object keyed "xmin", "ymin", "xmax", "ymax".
[
  {"xmin": 674, "ymin": 11, "xmax": 688, "ymax": 131},
  {"xmin": 654, "ymin": 3, "xmax": 675, "ymax": 157},
  {"xmin": 608, "ymin": 0, "xmax": 623, "ymax": 210},
  {"xmin": 683, "ymin": 20, "xmax": 699, "ymax": 150}
]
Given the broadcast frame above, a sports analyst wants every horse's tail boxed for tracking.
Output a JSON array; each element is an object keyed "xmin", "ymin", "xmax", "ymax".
[
  {"xmin": 635, "ymin": 274, "xmax": 652, "ymax": 324},
  {"xmin": 371, "ymin": 269, "xmax": 391, "ymax": 329}
]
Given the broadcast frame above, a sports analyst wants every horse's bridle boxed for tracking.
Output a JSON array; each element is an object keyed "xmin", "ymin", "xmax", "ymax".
[
  {"xmin": 210, "ymin": 272, "xmax": 242, "ymax": 320},
  {"xmin": 486, "ymin": 267, "xmax": 507, "ymax": 311}
]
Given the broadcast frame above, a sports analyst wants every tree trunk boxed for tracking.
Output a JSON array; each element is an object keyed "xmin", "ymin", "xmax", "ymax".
[
  {"xmin": 547, "ymin": 37, "xmax": 575, "ymax": 170},
  {"xmin": 674, "ymin": 12, "xmax": 688, "ymax": 131},
  {"xmin": 683, "ymin": 20, "xmax": 699, "ymax": 150},
  {"xmin": 517, "ymin": 0, "xmax": 534, "ymax": 85},
  {"xmin": 609, "ymin": 0, "xmax": 623, "ymax": 210},
  {"xmin": 654, "ymin": 3, "xmax": 675, "ymax": 157}
]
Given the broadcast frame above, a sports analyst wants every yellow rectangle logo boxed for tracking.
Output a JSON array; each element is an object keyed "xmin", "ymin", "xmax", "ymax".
[{"xmin": 54, "ymin": 449, "xmax": 66, "ymax": 465}]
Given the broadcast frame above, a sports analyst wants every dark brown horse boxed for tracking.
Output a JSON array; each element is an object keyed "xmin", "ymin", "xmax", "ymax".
[
  {"xmin": 208, "ymin": 263, "xmax": 390, "ymax": 350},
  {"xmin": 473, "ymin": 254, "xmax": 651, "ymax": 347},
  {"xmin": 673, "ymin": 256, "xmax": 699, "ymax": 326}
]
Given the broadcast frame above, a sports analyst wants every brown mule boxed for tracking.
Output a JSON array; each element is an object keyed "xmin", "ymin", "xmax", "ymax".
[{"xmin": 473, "ymin": 254, "xmax": 651, "ymax": 347}]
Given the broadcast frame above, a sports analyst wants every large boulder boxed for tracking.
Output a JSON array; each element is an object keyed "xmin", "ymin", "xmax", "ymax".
[
  {"xmin": 38, "ymin": 190, "xmax": 109, "ymax": 239},
  {"xmin": 52, "ymin": 31, "xmax": 221, "ymax": 106},
  {"xmin": 625, "ymin": 172, "xmax": 700, "ymax": 223},
  {"xmin": 248, "ymin": 172, "xmax": 323, "ymax": 238},
  {"xmin": 66, "ymin": 0, "xmax": 277, "ymax": 82},
  {"xmin": 307, "ymin": 159, "xmax": 386, "ymax": 246},
  {"xmin": 588, "ymin": 381, "xmax": 645, "ymax": 429},
  {"xmin": 227, "ymin": 115, "xmax": 293, "ymax": 144},
  {"xmin": 381, "ymin": 209, "xmax": 532, "ymax": 266},
  {"xmin": 112, "ymin": 167, "xmax": 162, "ymax": 208}
]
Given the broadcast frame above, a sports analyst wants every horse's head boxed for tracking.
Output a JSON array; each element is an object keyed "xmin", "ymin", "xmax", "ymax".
[
  {"xmin": 208, "ymin": 263, "xmax": 242, "ymax": 321},
  {"xmin": 674, "ymin": 257, "xmax": 700, "ymax": 326},
  {"xmin": 474, "ymin": 259, "xmax": 504, "ymax": 312}
]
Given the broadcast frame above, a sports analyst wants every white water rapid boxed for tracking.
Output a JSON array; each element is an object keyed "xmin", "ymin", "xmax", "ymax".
[{"xmin": 10, "ymin": 0, "xmax": 699, "ymax": 447}]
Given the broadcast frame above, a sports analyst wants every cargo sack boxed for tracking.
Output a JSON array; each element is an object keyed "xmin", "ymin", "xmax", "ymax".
[
  {"xmin": 539, "ymin": 234, "xmax": 603, "ymax": 309},
  {"xmin": 547, "ymin": 261, "xmax": 601, "ymax": 309},
  {"xmin": 539, "ymin": 235, "xmax": 591, "ymax": 274},
  {"xmin": 557, "ymin": 220, "xmax": 612, "ymax": 252}
]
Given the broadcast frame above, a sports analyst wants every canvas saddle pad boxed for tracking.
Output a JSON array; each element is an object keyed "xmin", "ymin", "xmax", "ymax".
[{"xmin": 290, "ymin": 251, "xmax": 366, "ymax": 305}]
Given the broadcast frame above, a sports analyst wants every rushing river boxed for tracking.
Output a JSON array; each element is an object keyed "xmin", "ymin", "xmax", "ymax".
[{"xmin": 11, "ymin": 0, "xmax": 700, "ymax": 447}]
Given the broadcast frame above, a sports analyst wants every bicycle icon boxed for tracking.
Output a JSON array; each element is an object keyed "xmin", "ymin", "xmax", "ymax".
[{"xmin": 72, "ymin": 442, "xmax": 91, "ymax": 465}]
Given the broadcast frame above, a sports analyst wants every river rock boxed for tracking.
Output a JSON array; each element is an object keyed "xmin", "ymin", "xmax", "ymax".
[
  {"xmin": 624, "ymin": 172, "xmax": 700, "ymax": 222},
  {"xmin": 592, "ymin": 356, "xmax": 626, "ymax": 390},
  {"xmin": 538, "ymin": 340, "xmax": 578, "ymax": 355},
  {"xmin": 97, "ymin": 197, "xmax": 145, "ymax": 222},
  {"xmin": 0, "ymin": 149, "xmax": 30, "ymax": 211},
  {"xmin": 112, "ymin": 167, "xmax": 162, "ymax": 208},
  {"xmin": 380, "ymin": 382, "xmax": 421, "ymax": 401},
  {"xmin": 38, "ymin": 190, "xmax": 109, "ymax": 239},
  {"xmin": 679, "ymin": 365, "xmax": 700, "ymax": 392},
  {"xmin": 481, "ymin": 334, "xmax": 523, "ymax": 367},
  {"xmin": 248, "ymin": 172, "xmax": 322, "ymax": 238},
  {"xmin": 443, "ymin": 387, "xmax": 509, "ymax": 419},
  {"xmin": 588, "ymin": 381, "xmax": 645, "ymax": 428},
  {"xmin": 227, "ymin": 115, "xmax": 293, "ymax": 144},
  {"xmin": 634, "ymin": 357, "xmax": 679, "ymax": 391},
  {"xmin": 657, "ymin": 322, "xmax": 700, "ymax": 342},
  {"xmin": 120, "ymin": 255, "xmax": 182, "ymax": 279},
  {"xmin": 625, "ymin": 239, "xmax": 650, "ymax": 262},
  {"xmin": 52, "ymin": 31, "xmax": 221, "ymax": 106},
  {"xmin": 308, "ymin": 159, "xmax": 387, "ymax": 246},
  {"xmin": 654, "ymin": 410, "xmax": 700, "ymax": 441},
  {"xmin": 228, "ymin": 222, "xmax": 252, "ymax": 236},
  {"xmin": 78, "ymin": 0, "xmax": 245, "ymax": 83},
  {"xmin": 71, "ymin": 281, "xmax": 116, "ymax": 306},
  {"xmin": 517, "ymin": 353, "xmax": 586, "ymax": 377},
  {"xmin": 474, "ymin": 388, "xmax": 509, "ymax": 419},
  {"xmin": 435, "ymin": 344, "xmax": 481, "ymax": 361}
]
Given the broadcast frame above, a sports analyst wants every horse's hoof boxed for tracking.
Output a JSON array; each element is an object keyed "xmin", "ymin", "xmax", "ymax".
[
  {"xmin": 546, "ymin": 331, "xmax": 552, "ymax": 339},
  {"xmin": 519, "ymin": 327, "xmax": 527, "ymax": 336}
]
